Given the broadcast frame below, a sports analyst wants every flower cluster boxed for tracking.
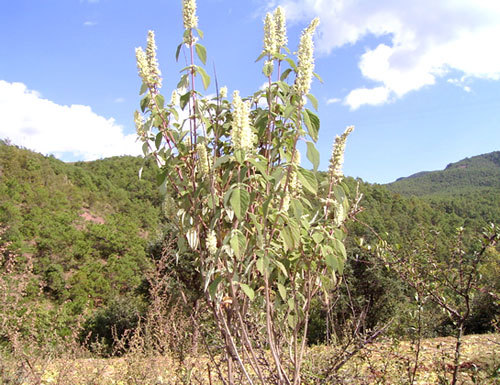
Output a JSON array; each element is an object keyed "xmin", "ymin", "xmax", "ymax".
[
  {"xmin": 274, "ymin": 6, "xmax": 287, "ymax": 52},
  {"xmin": 219, "ymin": 86, "xmax": 227, "ymax": 98},
  {"xmin": 207, "ymin": 230, "xmax": 217, "ymax": 256},
  {"xmin": 135, "ymin": 30, "xmax": 162, "ymax": 89},
  {"xmin": 332, "ymin": 200, "xmax": 345, "ymax": 227},
  {"xmin": 170, "ymin": 89, "xmax": 179, "ymax": 105},
  {"xmin": 182, "ymin": 0, "xmax": 198, "ymax": 30},
  {"xmin": 231, "ymin": 91, "xmax": 255, "ymax": 154},
  {"xmin": 293, "ymin": 18, "xmax": 319, "ymax": 97},
  {"xmin": 329, "ymin": 125, "xmax": 354, "ymax": 185},
  {"xmin": 134, "ymin": 110, "xmax": 147, "ymax": 140},
  {"xmin": 289, "ymin": 149, "xmax": 302, "ymax": 197},
  {"xmin": 262, "ymin": 6, "xmax": 287, "ymax": 56},
  {"xmin": 196, "ymin": 142, "xmax": 211, "ymax": 175},
  {"xmin": 263, "ymin": 12, "xmax": 276, "ymax": 55}
]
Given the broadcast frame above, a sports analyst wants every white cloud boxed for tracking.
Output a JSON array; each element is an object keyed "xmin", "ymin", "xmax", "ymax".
[
  {"xmin": 344, "ymin": 86, "xmax": 390, "ymax": 110},
  {"xmin": 277, "ymin": 0, "xmax": 500, "ymax": 108},
  {"xmin": 114, "ymin": 97, "xmax": 125, "ymax": 103},
  {"xmin": 0, "ymin": 81, "xmax": 141, "ymax": 161},
  {"xmin": 326, "ymin": 97, "xmax": 341, "ymax": 105},
  {"xmin": 83, "ymin": 21, "xmax": 97, "ymax": 27}
]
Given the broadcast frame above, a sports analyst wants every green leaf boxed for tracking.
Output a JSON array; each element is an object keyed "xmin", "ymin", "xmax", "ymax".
[
  {"xmin": 284, "ymin": 104, "xmax": 295, "ymax": 120},
  {"xmin": 177, "ymin": 74, "xmax": 189, "ymax": 89},
  {"xmin": 214, "ymin": 155, "xmax": 231, "ymax": 168},
  {"xmin": 303, "ymin": 109, "xmax": 320, "ymax": 142},
  {"xmin": 325, "ymin": 253, "xmax": 339, "ymax": 272},
  {"xmin": 196, "ymin": 28, "xmax": 204, "ymax": 39},
  {"xmin": 312, "ymin": 232, "xmax": 324, "ymax": 244},
  {"xmin": 313, "ymin": 72, "xmax": 324, "ymax": 83},
  {"xmin": 297, "ymin": 167, "xmax": 318, "ymax": 195},
  {"xmin": 230, "ymin": 188, "xmax": 250, "ymax": 221},
  {"xmin": 277, "ymin": 283, "xmax": 287, "ymax": 301},
  {"xmin": 281, "ymin": 227, "xmax": 294, "ymax": 251},
  {"xmin": 197, "ymin": 66, "xmax": 211, "ymax": 90},
  {"xmin": 332, "ymin": 238, "xmax": 347, "ymax": 260},
  {"xmin": 230, "ymin": 230, "xmax": 246, "ymax": 259},
  {"xmin": 256, "ymin": 256, "xmax": 269, "ymax": 276},
  {"xmin": 306, "ymin": 93, "xmax": 318, "ymax": 110},
  {"xmin": 195, "ymin": 43, "xmax": 207, "ymax": 65},
  {"xmin": 290, "ymin": 198, "xmax": 303, "ymax": 221},
  {"xmin": 239, "ymin": 283, "xmax": 255, "ymax": 301},
  {"xmin": 273, "ymin": 260, "xmax": 288, "ymax": 277},
  {"xmin": 280, "ymin": 68, "xmax": 292, "ymax": 81},
  {"xmin": 180, "ymin": 92, "xmax": 190, "ymax": 110},
  {"xmin": 140, "ymin": 95, "xmax": 150, "ymax": 113},
  {"xmin": 139, "ymin": 82, "xmax": 148, "ymax": 95},
  {"xmin": 155, "ymin": 132, "xmax": 163, "ymax": 150},
  {"xmin": 155, "ymin": 94, "xmax": 165, "ymax": 109},
  {"xmin": 306, "ymin": 141, "xmax": 320, "ymax": 172},
  {"xmin": 255, "ymin": 52, "xmax": 266, "ymax": 62},
  {"xmin": 208, "ymin": 276, "xmax": 222, "ymax": 299},
  {"xmin": 175, "ymin": 43, "xmax": 182, "ymax": 62}
]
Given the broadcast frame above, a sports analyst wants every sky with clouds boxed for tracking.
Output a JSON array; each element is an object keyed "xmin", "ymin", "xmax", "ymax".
[{"xmin": 0, "ymin": 0, "xmax": 499, "ymax": 183}]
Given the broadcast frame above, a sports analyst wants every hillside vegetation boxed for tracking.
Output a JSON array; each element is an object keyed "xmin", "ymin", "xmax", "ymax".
[{"xmin": 1, "ymin": 142, "xmax": 499, "ymax": 383}]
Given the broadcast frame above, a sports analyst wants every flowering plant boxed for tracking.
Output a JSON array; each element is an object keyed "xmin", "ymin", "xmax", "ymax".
[{"xmin": 135, "ymin": 2, "xmax": 354, "ymax": 384}]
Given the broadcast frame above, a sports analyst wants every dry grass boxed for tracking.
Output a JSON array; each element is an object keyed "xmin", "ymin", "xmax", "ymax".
[{"xmin": 1, "ymin": 334, "xmax": 498, "ymax": 385}]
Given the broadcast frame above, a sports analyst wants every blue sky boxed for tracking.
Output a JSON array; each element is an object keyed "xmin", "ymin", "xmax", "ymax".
[{"xmin": 1, "ymin": 0, "xmax": 499, "ymax": 183}]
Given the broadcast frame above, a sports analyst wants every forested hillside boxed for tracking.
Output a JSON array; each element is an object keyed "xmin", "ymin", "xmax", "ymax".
[
  {"xmin": 386, "ymin": 151, "xmax": 500, "ymax": 228},
  {"xmin": 0, "ymin": 141, "xmax": 498, "ymax": 350}
]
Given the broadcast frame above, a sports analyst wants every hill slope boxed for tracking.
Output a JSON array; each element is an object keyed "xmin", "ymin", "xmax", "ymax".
[{"xmin": 387, "ymin": 151, "xmax": 500, "ymax": 196}]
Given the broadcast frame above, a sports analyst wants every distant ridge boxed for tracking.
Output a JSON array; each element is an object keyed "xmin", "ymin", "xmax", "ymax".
[{"xmin": 386, "ymin": 151, "xmax": 500, "ymax": 197}]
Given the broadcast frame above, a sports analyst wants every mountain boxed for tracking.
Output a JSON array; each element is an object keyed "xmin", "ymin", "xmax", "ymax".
[
  {"xmin": 386, "ymin": 151, "xmax": 500, "ymax": 227},
  {"xmin": 1, "ymin": 141, "xmax": 498, "ymax": 348},
  {"xmin": 387, "ymin": 151, "xmax": 500, "ymax": 196}
]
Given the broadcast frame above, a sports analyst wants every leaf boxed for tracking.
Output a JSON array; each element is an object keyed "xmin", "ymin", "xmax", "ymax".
[
  {"xmin": 278, "ymin": 283, "xmax": 287, "ymax": 301},
  {"xmin": 332, "ymin": 238, "xmax": 347, "ymax": 260},
  {"xmin": 230, "ymin": 230, "xmax": 246, "ymax": 259},
  {"xmin": 197, "ymin": 66, "xmax": 211, "ymax": 90},
  {"xmin": 325, "ymin": 253, "xmax": 339, "ymax": 272},
  {"xmin": 196, "ymin": 28, "xmax": 204, "ymax": 39},
  {"xmin": 281, "ymin": 227, "xmax": 294, "ymax": 251},
  {"xmin": 303, "ymin": 109, "xmax": 320, "ymax": 142},
  {"xmin": 313, "ymin": 72, "xmax": 324, "ymax": 83},
  {"xmin": 273, "ymin": 260, "xmax": 288, "ymax": 277},
  {"xmin": 175, "ymin": 43, "xmax": 182, "ymax": 61},
  {"xmin": 214, "ymin": 155, "xmax": 231, "ymax": 168},
  {"xmin": 239, "ymin": 283, "xmax": 255, "ymax": 301},
  {"xmin": 297, "ymin": 167, "xmax": 318, "ymax": 195},
  {"xmin": 140, "ymin": 95, "xmax": 150, "ymax": 113},
  {"xmin": 255, "ymin": 52, "xmax": 266, "ymax": 62},
  {"xmin": 306, "ymin": 141, "xmax": 320, "ymax": 172},
  {"xmin": 139, "ymin": 82, "xmax": 148, "ymax": 95},
  {"xmin": 283, "ymin": 104, "xmax": 295, "ymax": 120},
  {"xmin": 195, "ymin": 43, "xmax": 207, "ymax": 65},
  {"xmin": 306, "ymin": 93, "xmax": 318, "ymax": 110},
  {"xmin": 312, "ymin": 232, "xmax": 324, "ymax": 244},
  {"xmin": 155, "ymin": 94, "xmax": 165, "ymax": 109},
  {"xmin": 256, "ymin": 256, "xmax": 269, "ymax": 276},
  {"xmin": 208, "ymin": 276, "xmax": 222, "ymax": 299},
  {"xmin": 155, "ymin": 132, "xmax": 163, "ymax": 150},
  {"xmin": 230, "ymin": 187, "xmax": 250, "ymax": 221},
  {"xmin": 180, "ymin": 92, "xmax": 190, "ymax": 110},
  {"xmin": 280, "ymin": 68, "xmax": 292, "ymax": 81}
]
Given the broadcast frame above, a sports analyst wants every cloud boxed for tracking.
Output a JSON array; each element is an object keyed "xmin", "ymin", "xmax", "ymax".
[
  {"xmin": 114, "ymin": 97, "xmax": 125, "ymax": 103},
  {"xmin": 0, "ymin": 81, "xmax": 141, "ymax": 161},
  {"xmin": 326, "ymin": 97, "xmax": 341, "ymax": 105},
  {"xmin": 83, "ymin": 21, "xmax": 97, "ymax": 27},
  {"xmin": 277, "ymin": 0, "xmax": 500, "ymax": 108},
  {"xmin": 344, "ymin": 86, "xmax": 391, "ymax": 110}
]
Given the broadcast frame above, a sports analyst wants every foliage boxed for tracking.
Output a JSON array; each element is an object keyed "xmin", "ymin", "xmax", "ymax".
[{"xmin": 134, "ymin": 3, "xmax": 356, "ymax": 383}]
